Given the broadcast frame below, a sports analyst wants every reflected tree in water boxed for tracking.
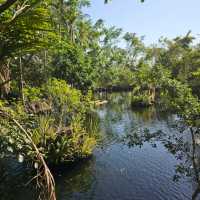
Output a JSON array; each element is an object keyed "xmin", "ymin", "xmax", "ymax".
[{"xmin": 121, "ymin": 123, "xmax": 200, "ymax": 199}]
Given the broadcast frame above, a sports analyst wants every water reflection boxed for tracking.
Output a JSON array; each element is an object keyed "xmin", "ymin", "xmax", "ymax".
[
  {"xmin": 96, "ymin": 92, "xmax": 198, "ymax": 199},
  {"xmin": 0, "ymin": 92, "xmax": 198, "ymax": 200},
  {"xmin": 0, "ymin": 159, "xmax": 37, "ymax": 200},
  {"xmin": 55, "ymin": 158, "xmax": 96, "ymax": 200},
  {"xmin": 120, "ymin": 111, "xmax": 200, "ymax": 199}
]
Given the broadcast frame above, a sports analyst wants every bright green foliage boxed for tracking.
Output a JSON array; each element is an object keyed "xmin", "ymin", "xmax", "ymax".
[
  {"xmin": 0, "ymin": 0, "xmax": 57, "ymax": 60},
  {"xmin": 112, "ymin": 67, "xmax": 134, "ymax": 87},
  {"xmin": 0, "ymin": 0, "xmax": 199, "ymax": 186},
  {"xmin": 154, "ymin": 34, "xmax": 200, "ymax": 96},
  {"xmin": 0, "ymin": 79, "xmax": 97, "ymax": 165},
  {"xmin": 0, "ymin": 1, "xmax": 199, "ymax": 199},
  {"xmin": 0, "ymin": 0, "xmax": 147, "ymax": 95},
  {"xmin": 131, "ymin": 95, "xmax": 150, "ymax": 108},
  {"xmin": 43, "ymin": 78, "xmax": 84, "ymax": 124},
  {"xmin": 31, "ymin": 115, "xmax": 96, "ymax": 164},
  {"xmin": 23, "ymin": 86, "xmax": 42, "ymax": 102},
  {"xmin": 52, "ymin": 43, "xmax": 93, "ymax": 91},
  {"xmin": 160, "ymin": 79, "xmax": 200, "ymax": 127}
]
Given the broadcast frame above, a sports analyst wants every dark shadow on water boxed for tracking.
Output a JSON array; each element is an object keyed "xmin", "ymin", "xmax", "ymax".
[
  {"xmin": 54, "ymin": 157, "xmax": 96, "ymax": 200},
  {"xmin": 0, "ymin": 159, "xmax": 38, "ymax": 200}
]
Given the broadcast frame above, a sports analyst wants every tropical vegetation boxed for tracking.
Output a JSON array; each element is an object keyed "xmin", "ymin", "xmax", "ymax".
[{"xmin": 0, "ymin": 0, "xmax": 199, "ymax": 199}]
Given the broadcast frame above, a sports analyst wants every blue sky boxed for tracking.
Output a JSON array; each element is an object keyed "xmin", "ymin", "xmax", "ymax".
[{"xmin": 83, "ymin": 0, "xmax": 200, "ymax": 45}]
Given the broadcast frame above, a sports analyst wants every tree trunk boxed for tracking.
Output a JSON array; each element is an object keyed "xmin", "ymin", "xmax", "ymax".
[
  {"xmin": 19, "ymin": 57, "xmax": 25, "ymax": 106},
  {"xmin": 0, "ymin": 59, "xmax": 11, "ymax": 98},
  {"xmin": 43, "ymin": 50, "xmax": 47, "ymax": 81},
  {"xmin": 148, "ymin": 84, "xmax": 156, "ymax": 104}
]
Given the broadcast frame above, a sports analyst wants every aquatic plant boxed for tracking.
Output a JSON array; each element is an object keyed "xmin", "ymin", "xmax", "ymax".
[
  {"xmin": 0, "ymin": 79, "xmax": 97, "ymax": 199},
  {"xmin": 131, "ymin": 95, "xmax": 151, "ymax": 108}
]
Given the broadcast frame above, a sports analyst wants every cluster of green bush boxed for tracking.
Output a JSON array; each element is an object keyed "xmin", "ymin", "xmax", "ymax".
[
  {"xmin": 131, "ymin": 95, "xmax": 151, "ymax": 108},
  {"xmin": 0, "ymin": 79, "xmax": 97, "ymax": 166}
]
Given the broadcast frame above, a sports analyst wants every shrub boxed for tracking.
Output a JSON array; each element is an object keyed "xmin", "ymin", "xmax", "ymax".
[
  {"xmin": 0, "ymin": 79, "xmax": 97, "ymax": 166},
  {"xmin": 131, "ymin": 95, "xmax": 151, "ymax": 108}
]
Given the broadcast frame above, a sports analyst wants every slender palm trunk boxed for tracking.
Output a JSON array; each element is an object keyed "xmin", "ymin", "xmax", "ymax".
[
  {"xmin": 19, "ymin": 57, "xmax": 25, "ymax": 106},
  {"xmin": 0, "ymin": 59, "xmax": 11, "ymax": 98},
  {"xmin": 43, "ymin": 50, "xmax": 47, "ymax": 81}
]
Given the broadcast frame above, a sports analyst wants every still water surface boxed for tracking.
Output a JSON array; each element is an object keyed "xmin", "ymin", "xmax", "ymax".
[{"xmin": 0, "ymin": 93, "xmax": 199, "ymax": 200}]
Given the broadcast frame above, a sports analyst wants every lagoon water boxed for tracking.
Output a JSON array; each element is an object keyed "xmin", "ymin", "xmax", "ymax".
[{"xmin": 0, "ymin": 93, "xmax": 198, "ymax": 200}]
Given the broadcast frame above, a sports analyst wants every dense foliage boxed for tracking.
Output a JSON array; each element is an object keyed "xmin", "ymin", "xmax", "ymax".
[
  {"xmin": 0, "ymin": 78, "xmax": 96, "ymax": 164},
  {"xmin": 0, "ymin": 0, "xmax": 199, "ymax": 199}
]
